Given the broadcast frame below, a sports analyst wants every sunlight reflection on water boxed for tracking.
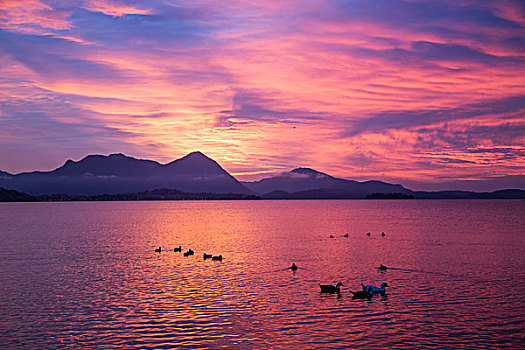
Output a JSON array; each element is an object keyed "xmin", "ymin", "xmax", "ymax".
[{"xmin": 0, "ymin": 200, "xmax": 524, "ymax": 349}]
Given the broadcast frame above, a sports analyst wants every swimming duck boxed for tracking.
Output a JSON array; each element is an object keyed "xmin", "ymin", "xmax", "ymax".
[
  {"xmin": 183, "ymin": 251, "xmax": 190, "ymax": 257},
  {"xmin": 350, "ymin": 290, "xmax": 373, "ymax": 300},
  {"xmin": 212, "ymin": 255, "xmax": 222, "ymax": 261},
  {"xmin": 318, "ymin": 282, "xmax": 343, "ymax": 293},
  {"xmin": 154, "ymin": 247, "xmax": 162, "ymax": 253},
  {"xmin": 203, "ymin": 253, "xmax": 212, "ymax": 259},
  {"xmin": 381, "ymin": 232, "xmax": 385, "ymax": 237},
  {"xmin": 344, "ymin": 233, "xmax": 349, "ymax": 237},
  {"xmin": 174, "ymin": 246, "xmax": 182, "ymax": 252},
  {"xmin": 366, "ymin": 232, "xmax": 371, "ymax": 236},
  {"xmin": 290, "ymin": 263, "xmax": 298, "ymax": 271},
  {"xmin": 378, "ymin": 264, "xmax": 388, "ymax": 271},
  {"xmin": 361, "ymin": 282, "xmax": 389, "ymax": 293},
  {"xmin": 330, "ymin": 235, "xmax": 334, "ymax": 238},
  {"xmin": 188, "ymin": 249, "xmax": 194, "ymax": 255}
]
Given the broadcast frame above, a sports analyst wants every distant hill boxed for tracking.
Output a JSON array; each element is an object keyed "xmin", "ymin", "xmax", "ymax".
[
  {"xmin": 260, "ymin": 188, "xmax": 525, "ymax": 200},
  {"xmin": 0, "ymin": 152, "xmax": 252, "ymax": 195},
  {"xmin": 244, "ymin": 168, "xmax": 412, "ymax": 199},
  {"xmin": 0, "ymin": 187, "xmax": 259, "ymax": 202},
  {"xmin": 243, "ymin": 168, "xmax": 341, "ymax": 194},
  {"xmin": 366, "ymin": 193, "xmax": 415, "ymax": 199},
  {"xmin": 0, "ymin": 187, "xmax": 35, "ymax": 201},
  {"xmin": 414, "ymin": 189, "xmax": 525, "ymax": 199}
]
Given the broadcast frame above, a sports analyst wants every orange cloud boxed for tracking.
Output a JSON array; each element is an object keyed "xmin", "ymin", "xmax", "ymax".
[
  {"xmin": 81, "ymin": 0, "xmax": 153, "ymax": 17},
  {"xmin": 0, "ymin": 0, "xmax": 73, "ymax": 32}
]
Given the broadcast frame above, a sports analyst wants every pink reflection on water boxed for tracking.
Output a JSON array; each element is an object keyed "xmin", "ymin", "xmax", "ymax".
[{"xmin": 0, "ymin": 200, "xmax": 524, "ymax": 348}]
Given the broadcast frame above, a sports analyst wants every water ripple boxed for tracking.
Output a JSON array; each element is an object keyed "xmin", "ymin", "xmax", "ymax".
[{"xmin": 1, "ymin": 200, "xmax": 524, "ymax": 349}]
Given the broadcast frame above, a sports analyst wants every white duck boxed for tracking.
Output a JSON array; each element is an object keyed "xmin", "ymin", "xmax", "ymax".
[{"xmin": 361, "ymin": 282, "xmax": 389, "ymax": 293}]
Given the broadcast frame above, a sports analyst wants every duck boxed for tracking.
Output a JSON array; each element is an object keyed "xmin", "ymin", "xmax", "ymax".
[
  {"xmin": 212, "ymin": 255, "xmax": 222, "ymax": 261},
  {"xmin": 183, "ymin": 251, "xmax": 190, "ymax": 257},
  {"xmin": 350, "ymin": 290, "xmax": 373, "ymax": 300},
  {"xmin": 344, "ymin": 233, "xmax": 349, "ymax": 237},
  {"xmin": 378, "ymin": 264, "xmax": 388, "ymax": 271},
  {"xmin": 174, "ymin": 246, "xmax": 182, "ymax": 252},
  {"xmin": 154, "ymin": 247, "xmax": 162, "ymax": 253},
  {"xmin": 187, "ymin": 249, "xmax": 194, "ymax": 255},
  {"xmin": 381, "ymin": 232, "xmax": 385, "ymax": 237},
  {"xmin": 290, "ymin": 263, "xmax": 298, "ymax": 271},
  {"xmin": 203, "ymin": 253, "xmax": 212, "ymax": 259},
  {"xmin": 361, "ymin": 282, "xmax": 389, "ymax": 293},
  {"xmin": 366, "ymin": 232, "xmax": 371, "ymax": 236},
  {"xmin": 330, "ymin": 235, "xmax": 334, "ymax": 238},
  {"xmin": 318, "ymin": 282, "xmax": 343, "ymax": 293}
]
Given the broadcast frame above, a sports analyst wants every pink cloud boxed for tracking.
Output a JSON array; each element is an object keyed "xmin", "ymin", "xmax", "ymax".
[
  {"xmin": 0, "ymin": 0, "xmax": 73, "ymax": 33},
  {"xmin": 81, "ymin": 0, "xmax": 153, "ymax": 17}
]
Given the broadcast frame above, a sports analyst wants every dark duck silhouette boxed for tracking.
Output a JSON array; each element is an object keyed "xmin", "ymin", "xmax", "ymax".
[
  {"xmin": 290, "ymin": 263, "xmax": 298, "ymax": 271},
  {"xmin": 330, "ymin": 235, "xmax": 334, "ymax": 238},
  {"xmin": 366, "ymin": 232, "xmax": 371, "ymax": 236},
  {"xmin": 344, "ymin": 233, "xmax": 349, "ymax": 237},
  {"xmin": 318, "ymin": 282, "xmax": 343, "ymax": 293},
  {"xmin": 174, "ymin": 246, "xmax": 182, "ymax": 252},
  {"xmin": 203, "ymin": 253, "xmax": 212, "ymax": 259},
  {"xmin": 350, "ymin": 290, "xmax": 373, "ymax": 300},
  {"xmin": 381, "ymin": 232, "xmax": 385, "ymax": 237},
  {"xmin": 378, "ymin": 264, "xmax": 388, "ymax": 271},
  {"xmin": 154, "ymin": 247, "xmax": 162, "ymax": 253},
  {"xmin": 212, "ymin": 255, "xmax": 223, "ymax": 261}
]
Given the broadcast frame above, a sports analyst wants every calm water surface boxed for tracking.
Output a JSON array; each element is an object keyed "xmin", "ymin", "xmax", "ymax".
[{"xmin": 1, "ymin": 200, "xmax": 524, "ymax": 349}]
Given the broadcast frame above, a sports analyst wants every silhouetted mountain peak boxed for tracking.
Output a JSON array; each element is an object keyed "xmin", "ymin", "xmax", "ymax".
[
  {"xmin": 291, "ymin": 167, "xmax": 316, "ymax": 174},
  {"xmin": 108, "ymin": 153, "xmax": 127, "ymax": 159},
  {"xmin": 175, "ymin": 151, "xmax": 214, "ymax": 163},
  {"xmin": 165, "ymin": 151, "xmax": 224, "ymax": 174},
  {"xmin": 290, "ymin": 168, "xmax": 331, "ymax": 179},
  {"xmin": 185, "ymin": 151, "xmax": 207, "ymax": 158},
  {"xmin": 81, "ymin": 153, "xmax": 135, "ymax": 162},
  {"xmin": 54, "ymin": 153, "xmax": 160, "ymax": 176}
]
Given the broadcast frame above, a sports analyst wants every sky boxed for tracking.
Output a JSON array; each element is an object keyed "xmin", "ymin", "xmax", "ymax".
[{"xmin": 0, "ymin": 0, "xmax": 524, "ymax": 191}]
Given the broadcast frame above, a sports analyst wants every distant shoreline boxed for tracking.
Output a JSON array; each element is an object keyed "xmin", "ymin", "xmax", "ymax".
[{"xmin": 2, "ymin": 187, "xmax": 525, "ymax": 202}]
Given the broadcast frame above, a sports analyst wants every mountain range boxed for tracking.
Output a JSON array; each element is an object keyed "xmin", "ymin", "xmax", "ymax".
[
  {"xmin": 0, "ymin": 152, "xmax": 524, "ymax": 199},
  {"xmin": 0, "ymin": 152, "xmax": 251, "ymax": 195}
]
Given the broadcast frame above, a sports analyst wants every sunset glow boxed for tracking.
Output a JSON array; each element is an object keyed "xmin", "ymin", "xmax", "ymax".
[{"xmin": 1, "ymin": 0, "xmax": 524, "ymax": 189}]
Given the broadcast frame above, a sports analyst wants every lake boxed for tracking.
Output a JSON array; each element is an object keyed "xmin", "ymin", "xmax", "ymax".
[{"xmin": 1, "ymin": 200, "xmax": 524, "ymax": 349}]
